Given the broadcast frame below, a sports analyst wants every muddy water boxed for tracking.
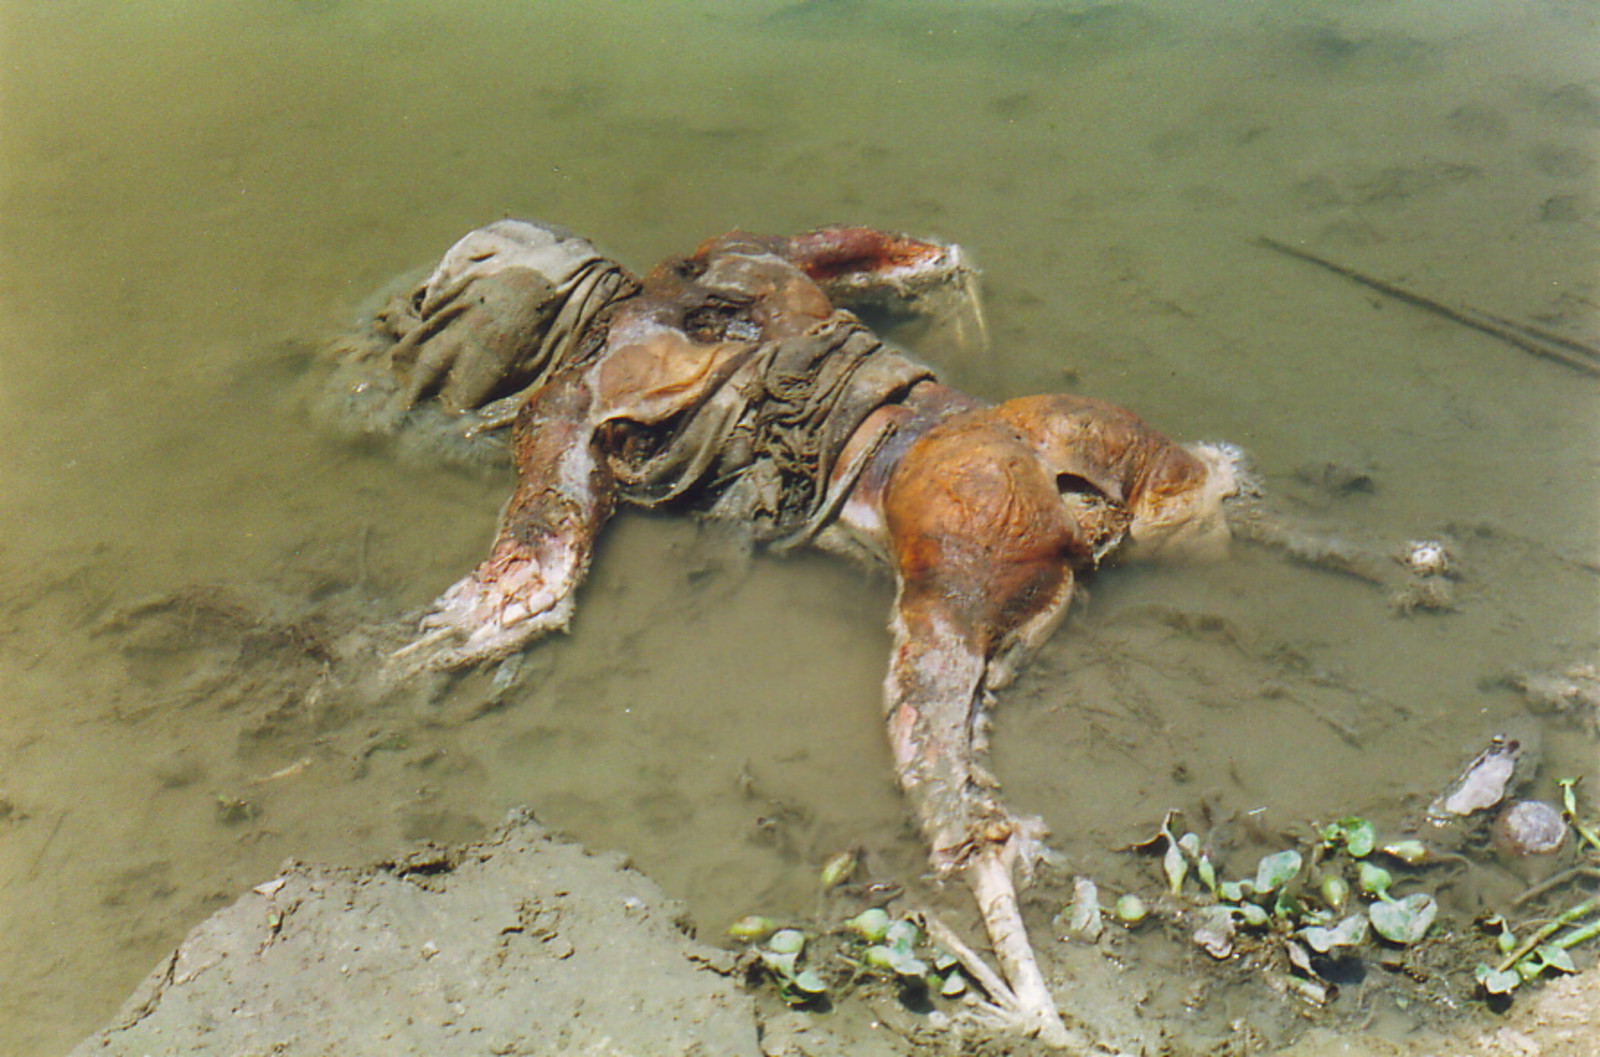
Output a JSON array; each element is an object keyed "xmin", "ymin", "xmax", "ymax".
[{"xmin": 1, "ymin": 1, "xmax": 1596, "ymax": 1053}]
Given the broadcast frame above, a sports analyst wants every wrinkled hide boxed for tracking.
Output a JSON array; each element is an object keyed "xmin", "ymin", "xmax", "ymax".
[{"xmin": 334, "ymin": 219, "xmax": 1240, "ymax": 1049}]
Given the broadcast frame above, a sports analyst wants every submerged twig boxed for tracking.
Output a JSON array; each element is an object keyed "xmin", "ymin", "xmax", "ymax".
[{"xmin": 1257, "ymin": 237, "xmax": 1600, "ymax": 377}]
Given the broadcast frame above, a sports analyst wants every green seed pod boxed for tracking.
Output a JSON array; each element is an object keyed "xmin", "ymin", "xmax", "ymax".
[
  {"xmin": 820, "ymin": 849, "xmax": 858, "ymax": 889},
  {"xmin": 727, "ymin": 915, "xmax": 778, "ymax": 940}
]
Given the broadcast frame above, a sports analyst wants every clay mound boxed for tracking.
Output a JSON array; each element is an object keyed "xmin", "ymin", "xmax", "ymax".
[{"xmin": 69, "ymin": 809, "xmax": 759, "ymax": 1057}]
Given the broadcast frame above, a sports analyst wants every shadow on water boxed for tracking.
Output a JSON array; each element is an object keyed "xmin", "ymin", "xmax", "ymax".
[{"xmin": 0, "ymin": 1, "xmax": 1596, "ymax": 1054}]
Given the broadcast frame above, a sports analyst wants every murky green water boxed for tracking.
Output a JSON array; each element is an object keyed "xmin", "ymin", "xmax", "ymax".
[{"xmin": 2, "ymin": 1, "xmax": 1596, "ymax": 1053}]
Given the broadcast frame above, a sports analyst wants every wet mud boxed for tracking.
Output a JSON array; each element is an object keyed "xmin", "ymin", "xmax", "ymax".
[{"xmin": 1, "ymin": 1, "xmax": 1596, "ymax": 1055}]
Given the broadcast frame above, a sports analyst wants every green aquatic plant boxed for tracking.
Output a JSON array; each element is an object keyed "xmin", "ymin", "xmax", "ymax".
[
  {"xmin": 1125, "ymin": 809, "xmax": 1441, "ymax": 1001},
  {"xmin": 1472, "ymin": 778, "xmax": 1600, "ymax": 998},
  {"xmin": 730, "ymin": 907, "xmax": 971, "ymax": 1006},
  {"xmin": 756, "ymin": 927, "xmax": 829, "ymax": 1005}
]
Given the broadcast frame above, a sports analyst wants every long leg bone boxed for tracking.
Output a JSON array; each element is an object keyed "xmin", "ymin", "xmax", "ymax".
[{"xmin": 877, "ymin": 410, "xmax": 1106, "ymax": 1047}]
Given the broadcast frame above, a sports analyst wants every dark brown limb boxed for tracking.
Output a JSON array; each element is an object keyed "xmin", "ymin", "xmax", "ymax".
[{"xmin": 1258, "ymin": 236, "xmax": 1600, "ymax": 377}]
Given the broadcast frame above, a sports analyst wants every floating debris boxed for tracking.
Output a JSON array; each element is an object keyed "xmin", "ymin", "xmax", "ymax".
[
  {"xmin": 1427, "ymin": 736, "xmax": 1522, "ymax": 825},
  {"xmin": 1400, "ymin": 538, "xmax": 1455, "ymax": 579},
  {"xmin": 1065, "ymin": 877, "xmax": 1104, "ymax": 941},
  {"xmin": 1493, "ymin": 800, "xmax": 1568, "ymax": 858}
]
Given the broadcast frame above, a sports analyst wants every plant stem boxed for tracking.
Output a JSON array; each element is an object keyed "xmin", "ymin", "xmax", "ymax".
[
  {"xmin": 1497, "ymin": 895, "xmax": 1600, "ymax": 972},
  {"xmin": 1552, "ymin": 915, "xmax": 1600, "ymax": 951}
]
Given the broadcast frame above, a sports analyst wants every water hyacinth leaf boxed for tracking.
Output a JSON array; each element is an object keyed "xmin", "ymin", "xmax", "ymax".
[
  {"xmin": 845, "ymin": 907, "xmax": 891, "ymax": 943},
  {"xmin": 767, "ymin": 928, "xmax": 807, "ymax": 955},
  {"xmin": 1381, "ymin": 840, "xmax": 1428, "ymax": 865},
  {"xmin": 1357, "ymin": 861, "xmax": 1393, "ymax": 898},
  {"xmin": 1559, "ymin": 777, "xmax": 1580, "ymax": 819},
  {"xmin": 728, "ymin": 915, "xmax": 778, "ymax": 940},
  {"xmin": 1198, "ymin": 855, "xmax": 1217, "ymax": 894},
  {"xmin": 1342, "ymin": 818, "xmax": 1377, "ymax": 858},
  {"xmin": 1323, "ymin": 817, "xmax": 1376, "ymax": 857},
  {"xmin": 1254, "ymin": 850, "xmax": 1303, "ymax": 893},
  {"xmin": 1495, "ymin": 923, "xmax": 1518, "ymax": 956},
  {"xmin": 819, "ymin": 849, "xmax": 858, "ymax": 889},
  {"xmin": 1127, "ymin": 810, "xmax": 1184, "ymax": 854},
  {"xmin": 940, "ymin": 971, "xmax": 967, "ymax": 997},
  {"xmin": 1369, "ymin": 893, "xmax": 1436, "ymax": 945},
  {"xmin": 1163, "ymin": 841, "xmax": 1189, "ymax": 895},
  {"xmin": 885, "ymin": 919, "xmax": 921, "ymax": 952},
  {"xmin": 1273, "ymin": 887, "xmax": 1302, "ymax": 922},
  {"xmin": 762, "ymin": 949, "xmax": 799, "ymax": 976},
  {"xmin": 1533, "ymin": 944, "xmax": 1577, "ymax": 975},
  {"xmin": 1218, "ymin": 879, "xmax": 1250, "ymax": 903},
  {"xmin": 890, "ymin": 951, "xmax": 928, "ymax": 977},
  {"xmin": 1475, "ymin": 963, "xmax": 1522, "ymax": 995},
  {"xmin": 1300, "ymin": 913, "xmax": 1369, "ymax": 953},
  {"xmin": 1115, "ymin": 894, "xmax": 1149, "ymax": 925},
  {"xmin": 1178, "ymin": 832, "xmax": 1202, "ymax": 859},
  {"xmin": 864, "ymin": 945, "xmax": 897, "ymax": 971},
  {"xmin": 792, "ymin": 969, "xmax": 828, "ymax": 995},
  {"xmin": 1321, "ymin": 875, "xmax": 1350, "ymax": 911},
  {"xmin": 1239, "ymin": 903, "xmax": 1269, "ymax": 928}
]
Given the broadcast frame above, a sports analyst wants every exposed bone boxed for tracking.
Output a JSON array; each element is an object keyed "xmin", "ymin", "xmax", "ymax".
[{"xmin": 335, "ymin": 219, "xmax": 1252, "ymax": 1048}]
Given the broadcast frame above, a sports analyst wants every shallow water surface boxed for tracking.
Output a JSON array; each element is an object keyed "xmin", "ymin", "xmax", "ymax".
[{"xmin": 1, "ymin": 1, "xmax": 1596, "ymax": 1054}]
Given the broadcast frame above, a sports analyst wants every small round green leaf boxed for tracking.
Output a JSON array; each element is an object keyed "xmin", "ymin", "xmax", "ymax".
[
  {"xmin": 1357, "ymin": 861, "xmax": 1392, "ymax": 898},
  {"xmin": 1163, "ymin": 842, "xmax": 1189, "ymax": 895},
  {"xmin": 727, "ymin": 915, "xmax": 778, "ymax": 940},
  {"xmin": 767, "ymin": 929, "xmax": 807, "ymax": 955},
  {"xmin": 1380, "ymin": 840, "xmax": 1428, "ymax": 865},
  {"xmin": 1340, "ymin": 818, "xmax": 1377, "ymax": 858},
  {"xmin": 845, "ymin": 907, "xmax": 891, "ymax": 943},
  {"xmin": 1114, "ymin": 894, "xmax": 1149, "ymax": 924},
  {"xmin": 1299, "ymin": 912, "xmax": 1369, "ymax": 953},
  {"xmin": 793, "ymin": 969, "xmax": 828, "ymax": 994},
  {"xmin": 761, "ymin": 949, "xmax": 798, "ymax": 976},
  {"xmin": 889, "ymin": 950, "xmax": 928, "ymax": 977},
  {"xmin": 1534, "ymin": 944, "xmax": 1578, "ymax": 975},
  {"xmin": 1254, "ymin": 850, "xmax": 1303, "ymax": 893},
  {"xmin": 1475, "ymin": 963, "xmax": 1521, "ymax": 995},
  {"xmin": 1369, "ymin": 893, "xmax": 1436, "ymax": 945},
  {"xmin": 885, "ymin": 919, "xmax": 921, "ymax": 951},
  {"xmin": 1218, "ymin": 879, "xmax": 1251, "ymax": 903},
  {"xmin": 820, "ymin": 850, "xmax": 858, "ymax": 889}
]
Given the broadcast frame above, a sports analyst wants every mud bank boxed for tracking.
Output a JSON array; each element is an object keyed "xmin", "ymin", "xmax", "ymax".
[
  {"xmin": 68, "ymin": 810, "xmax": 761, "ymax": 1057},
  {"xmin": 69, "ymin": 807, "xmax": 1600, "ymax": 1057}
]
